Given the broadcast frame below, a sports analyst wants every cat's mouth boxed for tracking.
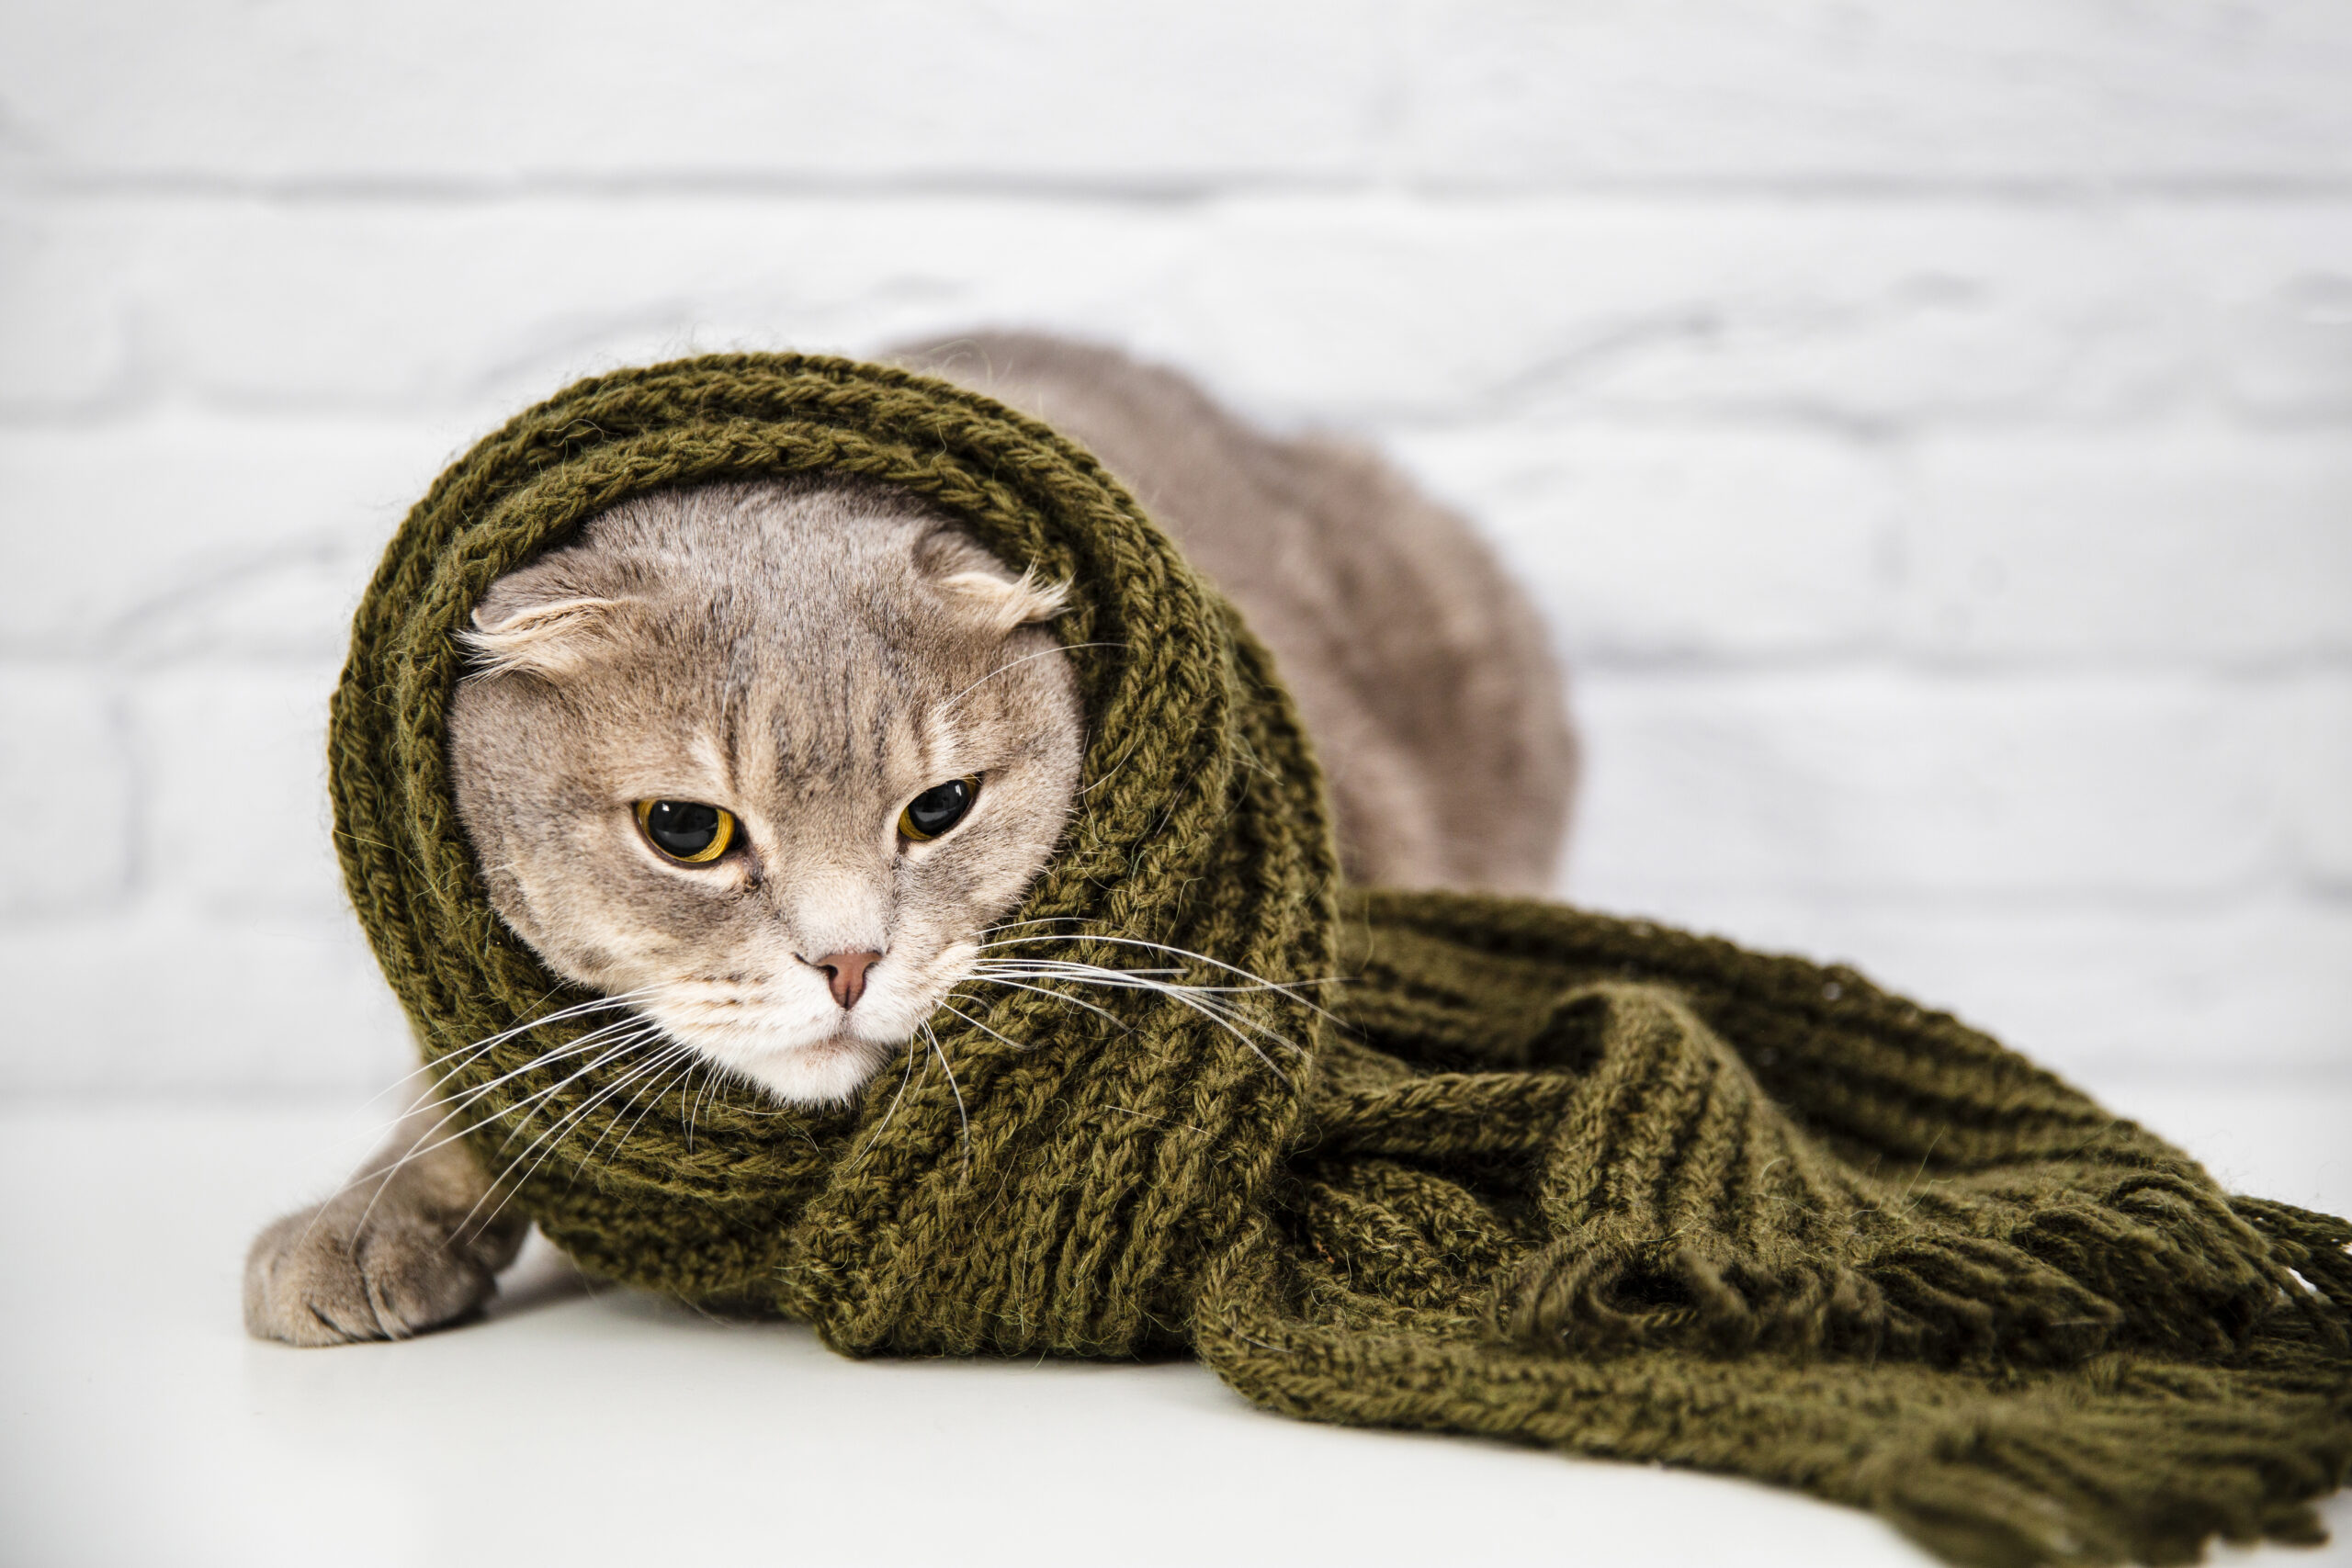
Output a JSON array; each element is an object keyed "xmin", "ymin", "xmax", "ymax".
[
  {"xmin": 644, "ymin": 1004, "xmax": 909, "ymax": 1108},
  {"xmin": 634, "ymin": 964, "xmax": 960, "ymax": 1107},
  {"xmin": 803, "ymin": 1029, "xmax": 883, "ymax": 1056}
]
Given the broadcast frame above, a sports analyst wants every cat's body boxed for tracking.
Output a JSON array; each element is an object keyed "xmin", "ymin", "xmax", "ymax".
[
  {"xmin": 244, "ymin": 334, "xmax": 1576, "ymax": 1346},
  {"xmin": 902, "ymin": 333, "xmax": 1574, "ymax": 893}
]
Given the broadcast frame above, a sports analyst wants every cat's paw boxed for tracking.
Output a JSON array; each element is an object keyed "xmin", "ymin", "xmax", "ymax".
[{"xmin": 243, "ymin": 1199, "xmax": 515, "ymax": 1347}]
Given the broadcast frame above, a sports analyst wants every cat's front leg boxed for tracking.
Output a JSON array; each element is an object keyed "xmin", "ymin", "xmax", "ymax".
[{"xmin": 243, "ymin": 1101, "xmax": 526, "ymax": 1346}]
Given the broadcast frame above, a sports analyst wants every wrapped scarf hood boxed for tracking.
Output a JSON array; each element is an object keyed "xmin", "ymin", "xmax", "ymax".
[{"xmin": 333, "ymin": 353, "xmax": 2351, "ymax": 1567}]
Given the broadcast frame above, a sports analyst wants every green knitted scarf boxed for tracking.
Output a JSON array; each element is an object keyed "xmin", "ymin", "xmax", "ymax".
[{"xmin": 333, "ymin": 353, "xmax": 2351, "ymax": 1567}]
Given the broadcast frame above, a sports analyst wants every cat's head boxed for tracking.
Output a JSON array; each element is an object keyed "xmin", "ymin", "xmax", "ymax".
[{"xmin": 446, "ymin": 479, "xmax": 1083, "ymax": 1105}]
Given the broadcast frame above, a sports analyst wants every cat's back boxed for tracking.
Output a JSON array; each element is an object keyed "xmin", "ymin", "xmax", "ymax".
[{"xmin": 897, "ymin": 332, "xmax": 1575, "ymax": 895}]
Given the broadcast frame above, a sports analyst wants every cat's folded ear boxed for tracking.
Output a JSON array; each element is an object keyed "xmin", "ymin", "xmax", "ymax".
[
  {"xmin": 917, "ymin": 530, "xmax": 1069, "ymax": 636},
  {"xmin": 458, "ymin": 569, "xmax": 639, "ymax": 680}
]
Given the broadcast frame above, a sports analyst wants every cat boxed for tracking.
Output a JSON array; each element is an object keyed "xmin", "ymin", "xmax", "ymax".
[{"xmin": 243, "ymin": 333, "xmax": 1577, "ymax": 1345}]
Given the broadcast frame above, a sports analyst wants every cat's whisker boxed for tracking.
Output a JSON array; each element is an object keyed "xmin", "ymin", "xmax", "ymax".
[
  {"xmin": 486, "ymin": 1024, "xmax": 671, "ymax": 1156},
  {"xmin": 561, "ymin": 1055, "xmax": 675, "ymax": 1177},
  {"xmin": 482, "ymin": 984, "xmax": 666, "ymax": 1041},
  {"xmin": 359, "ymin": 994, "xmax": 643, "ymax": 1141},
  {"xmin": 921, "ymin": 1020, "xmax": 971, "ymax": 1175},
  {"xmin": 978, "ymin": 956, "xmax": 1183, "ymax": 974},
  {"xmin": 942, "ymin": 640, "xmax": 1127, "ymax": 714},
  {"xmin": 977, "ymin": 959, "xmax": 1223, "ymax": 987},
  {"xmin": 581, "ymin": 1043, "xmax": 704, "ymax": 1174},
  {"xmin": 677, "ymin": 1060, "xmax": 703, "ymax": 1152},
  {"xmin": 849, "ymin": 1029, "xmax": 926, "ymax": 1163},
  {"xmin": 474, "ymin": 1079, "xmax": 643, "ymax": 1229},
  {"xmin": 432, "ymin": 986, "xmax": 667, "ymax": 1075},
  {"xmin": 315, "ymin": 1015, "xmax": 669, "ymax": 1243},
  {"xmin": 935, "ymin": 998, "xmax": 1031, "ymax": 1056},
  {"xmin": 1150, "ymin": 991, "xmax": 1288, "ymax": 1080},
  {"xmin": 967, "ymin": 958, "xmax": 1303, "ymax": 1078},
  {"xmin": 467, "ymin": 1032, "xmax": 684, "ymax": 1231},
  {"xmin": 435, "ymin": 1011, "xmax": 666, "ymax": 1119},
  {"xmin": 976, "ymin": 932, "xmax": 1344, "ymax": 1022},
  {"xmin": 996, "ymin": 961, "xmax": 1340, "ymax": 1026},
  {"xmin": 1075, "ymin": 731, "xmax": 1148, "ymax": 798},
  {"xmin": 388, "ymin": 1016, "xmax": 667, "ymax": 1182},
  {"xmin": 981, "ymin": 927, "xmax": 1319, "ymax": 975},
  {"xmin": 958, "ymin": 971, "xmax": 1130, "ymax": 1029},
  {"xmin": 973, "ymin": 953, "xmax": 1313, "ymax": 1050},
  {"xmin": 976, "ymin": 964, "xmax": 1330, "ymax": 1031},
  {"xmin": 585, "ymin": 1041, "xmax": 698, "ymax": 1158},
  {"xmin": 628, "ymin": 1056, "xmax": 708, "ymax": 1165},
  {"xmin": 364, "ymin": 987, "xmax": 668, "ymax": 1145},
  {"xmin": 688, "ymin": 1061, "xmax": 713, "ymax": 1134},
  {"xmin": 697, "ymin": 1054, "xmax": 746, "ymax": 1128},
  {"xmin": 410, "ymin": 1025, "xmax": 673, "ymax": 1240},
  {"xmin": 975, "ymin": 956, "xmax": 1306, "ymax": 1021},
  {"xmin": 683, "ymin": 1058, "xmax": 737, "ymax": 1152},
  {"xmin": 632, "ymin": 1052, "xmax": 708, "ymax": 1155},
  {"xmin": 985, "ymin": 975, "xmax": 1272, "ymax": 998},
  {"xmin": 435, "ymin": 1024, "xmax": 668, "ymax": 1222}
]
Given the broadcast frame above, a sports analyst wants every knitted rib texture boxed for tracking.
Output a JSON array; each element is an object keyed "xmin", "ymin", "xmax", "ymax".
[{"xmin": 333, "ymin": 353, "xmax": 2351, "ymax": 1568}]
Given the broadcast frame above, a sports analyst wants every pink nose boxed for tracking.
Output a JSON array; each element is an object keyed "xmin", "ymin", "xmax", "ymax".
[{"xmin": 809, "ymin": 950, "xmax": 882, "ymax": 1010}]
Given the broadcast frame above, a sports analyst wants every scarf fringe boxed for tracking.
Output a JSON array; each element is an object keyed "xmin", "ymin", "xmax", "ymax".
[
  {"xmin": 1872, "ymin": 1378, "xmax": 2352, "ymax": 1567},
  {"xmin": 1497, "ymin": 1193, "xmax": 2335, "ymax": 1371}
]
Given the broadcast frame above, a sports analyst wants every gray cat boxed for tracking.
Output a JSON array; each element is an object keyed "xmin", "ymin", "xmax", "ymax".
[{"xmin": 243, "ymin": 333, "xmax": 1577, "ymax": 1345}]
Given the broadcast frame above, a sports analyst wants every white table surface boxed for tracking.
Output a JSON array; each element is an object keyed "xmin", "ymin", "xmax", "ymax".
[{"xmin": 4, "ymin": 1089, "xmax": 2347, "ymax": 1568}]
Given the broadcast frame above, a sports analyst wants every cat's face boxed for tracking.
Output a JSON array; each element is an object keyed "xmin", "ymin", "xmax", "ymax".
[{"xmin": 446, "ymin": 479, "xmax": 1083, "ymax": 1105}]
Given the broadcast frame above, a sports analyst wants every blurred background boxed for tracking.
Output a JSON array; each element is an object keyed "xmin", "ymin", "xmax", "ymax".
[{"xmin": 1, "ymin": 1, "xmax": 2346, "ymax": 1103}]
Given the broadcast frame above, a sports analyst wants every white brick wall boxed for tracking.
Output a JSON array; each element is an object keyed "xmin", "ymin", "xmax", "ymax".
[{"xmin": 1, "ymin": 1, "xmax": 2345, "ymax": 1094}]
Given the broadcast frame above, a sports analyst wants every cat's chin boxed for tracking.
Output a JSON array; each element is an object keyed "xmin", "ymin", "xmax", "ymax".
[{"xmin": 721, "ymin": 1031, "xmax": 900, "ymax": 1108}]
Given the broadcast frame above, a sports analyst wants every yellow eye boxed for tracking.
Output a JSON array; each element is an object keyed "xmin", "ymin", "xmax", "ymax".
[
  {"xmin": 635, "ymin": 799, "xmax": 737, "ymax": 864},
  {"xmin": 898, "ymin": 776, "xmax": 979, "ymax": 842}
]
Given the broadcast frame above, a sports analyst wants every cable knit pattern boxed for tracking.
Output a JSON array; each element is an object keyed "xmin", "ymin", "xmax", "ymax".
[{"xmin": 334, "ymin": 353, "xmax": 2350, "ymax": 1567}]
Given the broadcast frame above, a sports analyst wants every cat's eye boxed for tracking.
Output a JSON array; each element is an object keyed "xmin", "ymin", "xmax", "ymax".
[
  {"xmin": 635, "ymin": 799, "xmax": 737, "ymax": 864},
  {"xmin": 898, "ymin": 776, "xmax": 979, "ymax": 842}
]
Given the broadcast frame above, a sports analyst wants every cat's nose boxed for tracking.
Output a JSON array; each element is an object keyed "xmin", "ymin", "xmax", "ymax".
[{"xmin": 807, "ymin": 950, "xmax": 883, "ymax": 1010}]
